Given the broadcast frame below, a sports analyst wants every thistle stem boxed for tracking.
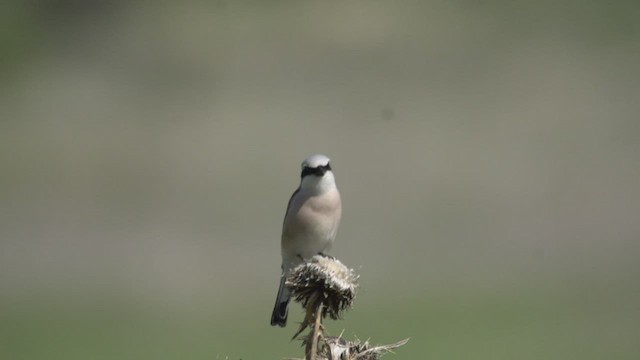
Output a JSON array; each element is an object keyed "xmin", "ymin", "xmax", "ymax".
[{"xmin": 306, "ymin": 303, "xmax": 323, "ymax": 360}]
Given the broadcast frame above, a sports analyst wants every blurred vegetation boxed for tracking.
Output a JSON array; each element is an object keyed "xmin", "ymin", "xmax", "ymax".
[{"xmin": 1, "ymin": 1, "xmax": 639, "ymax": 359}]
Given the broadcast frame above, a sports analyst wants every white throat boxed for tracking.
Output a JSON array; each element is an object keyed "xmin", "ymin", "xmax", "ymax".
[{"xmin": 300, "ymin": 171, "xmax": 337, "ymax": 195}]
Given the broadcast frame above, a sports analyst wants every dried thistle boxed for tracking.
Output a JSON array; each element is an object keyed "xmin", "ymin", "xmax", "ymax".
[
  {"xmin": 286, "ymin": 255, "xmax": 358, "ymax": 337},
  {"xmin": 283, "ymin": 255, "xmax": 407, "ymax": 360},
  {"xmin": 338, "ymin": 337, "xmax": 410, "ymax": 360},
  {"xmin": 291, "ymin": 336, "xmax": 410, "ymax": 360}
]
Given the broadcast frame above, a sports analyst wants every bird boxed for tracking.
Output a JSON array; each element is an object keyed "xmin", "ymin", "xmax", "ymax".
[{"xmin": 271, "ymin": 154, "xmax": 342, "ymax": 327}]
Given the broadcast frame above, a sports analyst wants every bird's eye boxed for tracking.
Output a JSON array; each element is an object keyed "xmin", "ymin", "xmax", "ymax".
[{"xmin": 301, "ymin": 166, "xmax": 314, "ymax": 178}]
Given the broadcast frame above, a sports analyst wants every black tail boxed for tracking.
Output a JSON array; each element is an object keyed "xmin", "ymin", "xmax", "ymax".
[
  {"xmin": 270, "ymin": 275, "xmax": 289, "ymax": 327},
  {"xmin": 271, "ymin": 300, "xmax": 289, "ymax": 327}
]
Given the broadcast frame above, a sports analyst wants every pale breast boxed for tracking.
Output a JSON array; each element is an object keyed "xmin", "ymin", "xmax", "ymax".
[{"xmin": 281, "ymin": 189, "xmax": 342, "ymax": 260}]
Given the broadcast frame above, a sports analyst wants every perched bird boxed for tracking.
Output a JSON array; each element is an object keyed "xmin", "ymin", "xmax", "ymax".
[{"xmin": 271, "ymin": 154, "xmax": 342, "ymax": 327}]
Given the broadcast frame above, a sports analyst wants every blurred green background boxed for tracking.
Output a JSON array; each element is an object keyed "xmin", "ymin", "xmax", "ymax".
[{"xmin": 1, "ymin": 1, "xmax": 639, "ymax": 359}]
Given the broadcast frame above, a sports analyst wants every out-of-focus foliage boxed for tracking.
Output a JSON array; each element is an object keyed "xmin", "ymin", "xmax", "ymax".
[{"xmin": 1, "ymin": 1, "xmax": 639, "ymax": 359}]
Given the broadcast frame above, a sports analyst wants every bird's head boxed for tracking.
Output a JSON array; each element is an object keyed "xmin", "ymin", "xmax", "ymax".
[{"xmin": 300, "ymin": 154, "xmax": 336, "ymax": 192}]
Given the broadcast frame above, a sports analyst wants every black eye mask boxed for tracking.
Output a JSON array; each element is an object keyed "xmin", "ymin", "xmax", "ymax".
[{"xmin": 301, "ymin": 163, "xmax": 332, "ymax": 178}]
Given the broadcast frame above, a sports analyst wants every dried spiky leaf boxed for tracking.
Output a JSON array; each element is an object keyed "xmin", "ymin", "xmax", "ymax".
[{"xmin": 321, "ymin": 336, "xmax": 409, "ymax": 360}]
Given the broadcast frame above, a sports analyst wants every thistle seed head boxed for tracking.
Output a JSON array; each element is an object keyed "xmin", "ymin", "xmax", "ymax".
[{"xmin": 286, "ymin": 255, "xmax": 359, "ymax": 320}]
